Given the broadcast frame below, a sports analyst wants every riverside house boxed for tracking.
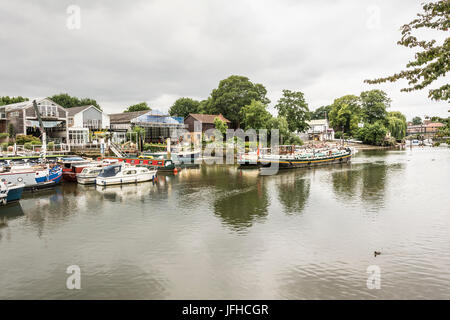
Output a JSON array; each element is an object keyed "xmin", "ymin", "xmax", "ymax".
[
  {"xmin": 1, "ymin": 98, "xmax": 69, "ymax": 143},
  {"xmin": 184, "ymin": 113, "xmax": 231, "ymax": 142},
  {"xmin": 67, "ymin": 105, "xmax": 110, "ymax": 145}
]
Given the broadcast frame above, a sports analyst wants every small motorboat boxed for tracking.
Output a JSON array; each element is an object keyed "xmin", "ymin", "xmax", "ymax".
[
  {"xmin": 96, "ymin": 164, "xmax": 157, "ymax": 186},
  {"xmin": 77, "ymin": 166, "xmax": 104, "ymax": 185},
  {"xmin": 0, "ymin": 181, "xmax": 25, "ymax": 205},
  {"xmin": 0, "ymin": 164, "xmax": 62, "ymax": 190}
]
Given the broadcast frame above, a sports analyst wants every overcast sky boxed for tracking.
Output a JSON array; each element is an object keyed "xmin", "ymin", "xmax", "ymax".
[{"xmin": 0, "ymin": 0, "xmax": 448, "ymax": 119}]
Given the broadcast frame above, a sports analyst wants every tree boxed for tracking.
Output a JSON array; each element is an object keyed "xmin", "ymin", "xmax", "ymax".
[
  {"xmin": 124, "ymin": 102, "xmax": 150, "ymax": 113},
  {"xmin": 49, "ymin": 93, "xmax": 102, "ymax": 110},
  {"xmin": 203, "ymin": 75, "xmax": 270, "ymax": 127},
  {"xmin": 412, "ymin": 116, "xmax": 422, "ymax": 125},
  {"xmin": 267, "ymin": 116, "xmax": 290, "ymax": 139},
  {"xmin": 239, "ymin": 100, "xmax": 272, "ymax": 130},
  {"xmin": 386, "ymin": 111, "xmax": 407, "ymax": 140},
  {"xmin": 311, "ymin": 105, "xmax": 332, "ymax": 120},
  {"xmin": 169, "ymin": 98, "xmax": 200, "ymax": 118},
  {"xmin": 274, "ymin": 90, "xmax": 310, "ymax": 133},
  {"xmin": 214, "ymin": 117, "xmax": 228, "ymax": 135},
  {"xmin": 365, "ymin": 1, "xmax": 449, "ymax": 101},
  {"xmin": 0, "ymin": 96, "xmax": 28, "ymax": 106},
  {"xmin": 360, "ymin": 89, "xmax": 390, "ymax": 124},
  {"xmin": 357, "ymin": 121, "xmax": 388, "ymax": 146},
  {"xmin": 328, "ymin": 95, "xmax": 362, "ymax": 136},
  {"xmin": 7, "ymin": 123, "xmax": 15, "ymax": 138}
]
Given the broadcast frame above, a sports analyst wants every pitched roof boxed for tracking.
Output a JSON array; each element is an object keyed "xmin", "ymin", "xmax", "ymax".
[
  {"xmin": 307, "ymin": 119, "xmax": 328, "ymax": 126},
  {"xmin": 108, "ymin": 110, "xmax": 149, "ymax": 123},
  {"xmin": 187, "ymin": 113, "xmax": 230, "ymax": 123},
  {"xmin": 67, "ymin": 105, "xmax": 93, "ymax": 117},
  {"xmin": 3, "ymin": 98, "xmax": 52, "ymax": 111}
]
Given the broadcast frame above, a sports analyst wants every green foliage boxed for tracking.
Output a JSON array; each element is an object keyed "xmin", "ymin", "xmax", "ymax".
[
  {"xmin": 365, "ymin": 1, "xmax": 449, "ymax": 101},
  {"xmin": 311, "ymin": 105, "xmax": 332, "ymax": 120},
  {"xmin": 357, "ymin": 122, "xmax": 388, "ymax": 145},
  {"xmin": 360, "ymin": 90, "xmax": 390, "ymax": 124},
  {"xmin": 334, "ymin": 131, "xmax": 343, "ymax": 139},
  {"xmin": 412, "ymin": 116, "xmax": 422, "ymax": 125},
  {"xmin": 284, "ymin": 134, "xmax": 303, "ymax": 146},
  {"xmin": 124, "ymin": 102, "xmax": 151, "ymax": 113},
  {"xmin": 214, "ymin": 117, "xmax": 228, "ymax": 135},
  {"xmin": 24, "ymin": 142, "xmax": 32, "ymax": 150},
  {"xmin": 274, "ymin": 89, "xmax": 310, "ymax": 132},
  {"xmin": 7, "ymin": 123, "xmax": 14, "ymax": 138},
  {"xmin": 0, "ymin": 133, "xmax": 9, "ymax": 139},
  {"xmin": 202, "ymin": 75, "xmax": 270, "ymax": 127},
  {"xmin": 329, "ymin": 95, "xmax": 361, "ymax": 136},
  {"xmin": 239, "ymin": 100, "xmax": 272, "ymax": 130},
  {"xmin": 47, "ymin": 141, "xmax": 55, "ymax": 149},
  {"xmin": 15, "ymin": 134, "xmax": 41, "ymax": 145},
  {"xmin": 386, "ymin": 111, "xmax": 407, "ymax": 140},
  {"xmin": 267, "ymin": 116, "xmax": 290, "ymax": 140},
  {"xmin": 169, "ymin": 98, "xmax": 200, "ymax": 118},
  {"xmin": 1, "ymin": 142, "xmax": 8, "ymax": 150},
  {"xmin": 48, "ymin": 93, "xmax": 102, "ymax": 110},
  {"xmin": 0, "ymin": 96, "xmax": 28, "ymax": 106}
]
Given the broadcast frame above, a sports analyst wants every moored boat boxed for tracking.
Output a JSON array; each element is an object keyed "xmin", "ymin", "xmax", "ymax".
[
  {"xmin": 60, "ymin": 157, "xmax": 92, "ymax": 181},
  {"xmin": 96, "ymin": 164, "xmax": 157, "ymax": 186},
  {"xmin": 77, "ymin": 166, "xmax": 104, "ymax": 185},
  {"xmin": 260, "ymin": 147, "xmax": 352, "ymax": 169},
  {"xmin": 0, "ymin": 165, "xmax": 62, "ymax": 190},
  {"xmin": 0, "ymin": 181, "xmax": 25, "ymax": 205}
]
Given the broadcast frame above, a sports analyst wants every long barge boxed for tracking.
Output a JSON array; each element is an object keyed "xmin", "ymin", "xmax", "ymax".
[{"xmin": 260, "ymin": 147, "xmax": 352, "ymax": 169}]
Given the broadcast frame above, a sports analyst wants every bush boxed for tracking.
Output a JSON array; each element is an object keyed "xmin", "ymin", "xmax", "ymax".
[
  {"xmin": 285, "ymin": 134, "xmax": 303, "ymax": 146},
  {"xmin": 0, "ymin": 133, "xmax": 9, "ymax": 139},
  {"xmin": 47, "ymin": 141, "xmax": 55, "ymax": 149},
  {"xmin": 16, "ymin": 134, "xmax": 41, "ymax": 145},
  {"xmin": 1, "ymin": 142, "xmax": 8, "ymax": 150},
  {"xmin": 334, "ymin": 131, "xmax": 343, "ymax": 139},
  {"xmin": 433, "ymin": 142, "xmax": 441, "ymax": 147},
  {"xmin": 24, "ymin": 142, "xmax": 33, "ymax": 150}
]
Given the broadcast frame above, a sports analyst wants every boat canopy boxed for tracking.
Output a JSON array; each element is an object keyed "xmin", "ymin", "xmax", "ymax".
[{"xmin": 98, "ymin": 164, "xmax": 122, "ymax": 178}]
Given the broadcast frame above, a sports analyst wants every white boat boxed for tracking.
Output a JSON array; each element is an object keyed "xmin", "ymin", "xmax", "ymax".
[
  {"xmin": 96, "ymin": 164, "xmax": 157, "ymax": 186},
  {"xmin": 77, "ymin": 166, "xmax": 104, "ymax": 185}
]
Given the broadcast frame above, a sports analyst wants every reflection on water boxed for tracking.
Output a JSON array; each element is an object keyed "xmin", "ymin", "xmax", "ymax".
[
  {"xmin": 275, "ymin": 171, "xmax": 311, "ymax": 215},
  {"xmin": 0, "ymin": 148, "xmax": 449, "ymax": 299}
]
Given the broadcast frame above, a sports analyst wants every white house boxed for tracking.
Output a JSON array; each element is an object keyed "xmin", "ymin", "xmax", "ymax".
[
  {"xmin": 67, "ymin": 105, "xmax": 110, "ymax": 145},
  {"xmin": 67, "ymin": 105, "xmax": 110, "ymax": 130},
  {"xmin": 305, "ymin": 119, "xmax": 335, "ymax": 141}
]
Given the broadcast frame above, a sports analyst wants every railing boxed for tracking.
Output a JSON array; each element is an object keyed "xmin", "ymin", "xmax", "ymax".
[{"xmin": 0, "ymin": 143, "xmax": 71, "ymax": 157}]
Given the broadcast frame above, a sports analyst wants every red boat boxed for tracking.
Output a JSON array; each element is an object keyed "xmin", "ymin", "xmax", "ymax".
[{"xmin": 60, "ymin": 157, "xmax": 93, "ymax": 181}]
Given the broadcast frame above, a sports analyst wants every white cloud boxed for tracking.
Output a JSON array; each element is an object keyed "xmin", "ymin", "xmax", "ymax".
[{"xmin": 0, "ymin": 0, "xmax": 447, "ymax": 119}]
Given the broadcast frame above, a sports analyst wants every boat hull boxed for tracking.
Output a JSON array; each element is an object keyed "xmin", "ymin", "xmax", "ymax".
[
  {"xmin": 0, "ymin": 166, "xmax": 62, "ymax": 191},
  {"xmin": 96, "ymin": 172, "xmax": 157, "ymax": 186},
  {"xmin": 76, "ymin": 175, "xmax": 97, "ymax": 185},
  {"xmin": 5, "ymin": 184, "xmax": 25, "ymax": 203}
]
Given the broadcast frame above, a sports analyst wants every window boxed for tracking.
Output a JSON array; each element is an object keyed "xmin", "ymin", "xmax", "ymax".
[{"xmin": 9, "ymin": 111, "xmax": 20, "ymax": 117}]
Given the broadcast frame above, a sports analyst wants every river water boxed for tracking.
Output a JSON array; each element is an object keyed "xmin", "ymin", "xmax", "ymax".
[{"xmin": 0, "ymin": 148, "xmax": 449, "ymax": 299}]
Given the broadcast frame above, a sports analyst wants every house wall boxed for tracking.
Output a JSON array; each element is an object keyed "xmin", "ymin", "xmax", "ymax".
[
  {"xmin": 82, "ymin": 107, "xmax": 102, "ymax": 128},
  {"xmin": 184, "ymin": 116, "xmax": 217, "ymax": 133},
  {"xmin": 6, "ymin": 109, "xmax": 25, "ymax": 135}
]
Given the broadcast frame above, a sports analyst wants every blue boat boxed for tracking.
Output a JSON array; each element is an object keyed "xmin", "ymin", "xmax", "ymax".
[
  {"xmin": 0, "ymin": 182, "xmax": 25, "ymax": 205},
  {"xmin": 0, "ymin": 165, "xmax": 63, "ymax": 191}
]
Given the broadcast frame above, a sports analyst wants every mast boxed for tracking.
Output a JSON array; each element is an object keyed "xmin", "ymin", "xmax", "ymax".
[{"xmin": 32, "ymin": 100, "xmax": 46, "ymax": 159}]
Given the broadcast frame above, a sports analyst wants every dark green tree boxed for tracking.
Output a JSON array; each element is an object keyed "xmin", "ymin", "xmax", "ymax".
[
  {"xmin": 239, "ymin": 100, "xmax": 272, "ymax": 130},
  {"xmin": 412, "ymin": 116, "xmax": 422, "ymax": 125},
  {"xmin": 169, "ymin": 97, "xmax": 200, "ymax": 118},
  {"xmin": 49, "ymin": 93, "xmax": 102, "ymax": 110},
  {"xmin": 360, "ymin": 89, "xmax": 391, "ymax": 124},
  {"xmin": 124, "ymin": 102, "xmax": 151, "ymax": 113},
  {"xmin": 0, "ymin": 96, "xmax": 28, "ymax": 106},
  {"xmin": 365, "ymin": 1, "xmax": 449, "ymax": 101},
  {"xmin": 203, "ymin": 75, "xmax": 270, "ymax": 127},
  {"xmin": 328, "ymin": 95, "xmax": 362, "ymax": 136},
  {"xmin": 311, "ymin": 105, "xmax": 332, "ymax": 120},
  {"xmin": 357, "ymin": 121, "xmax": 388, "ymax": 145},
  {"xmin": 274, "ymin": 90, "xmax": 310, "ymax": 132}
]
